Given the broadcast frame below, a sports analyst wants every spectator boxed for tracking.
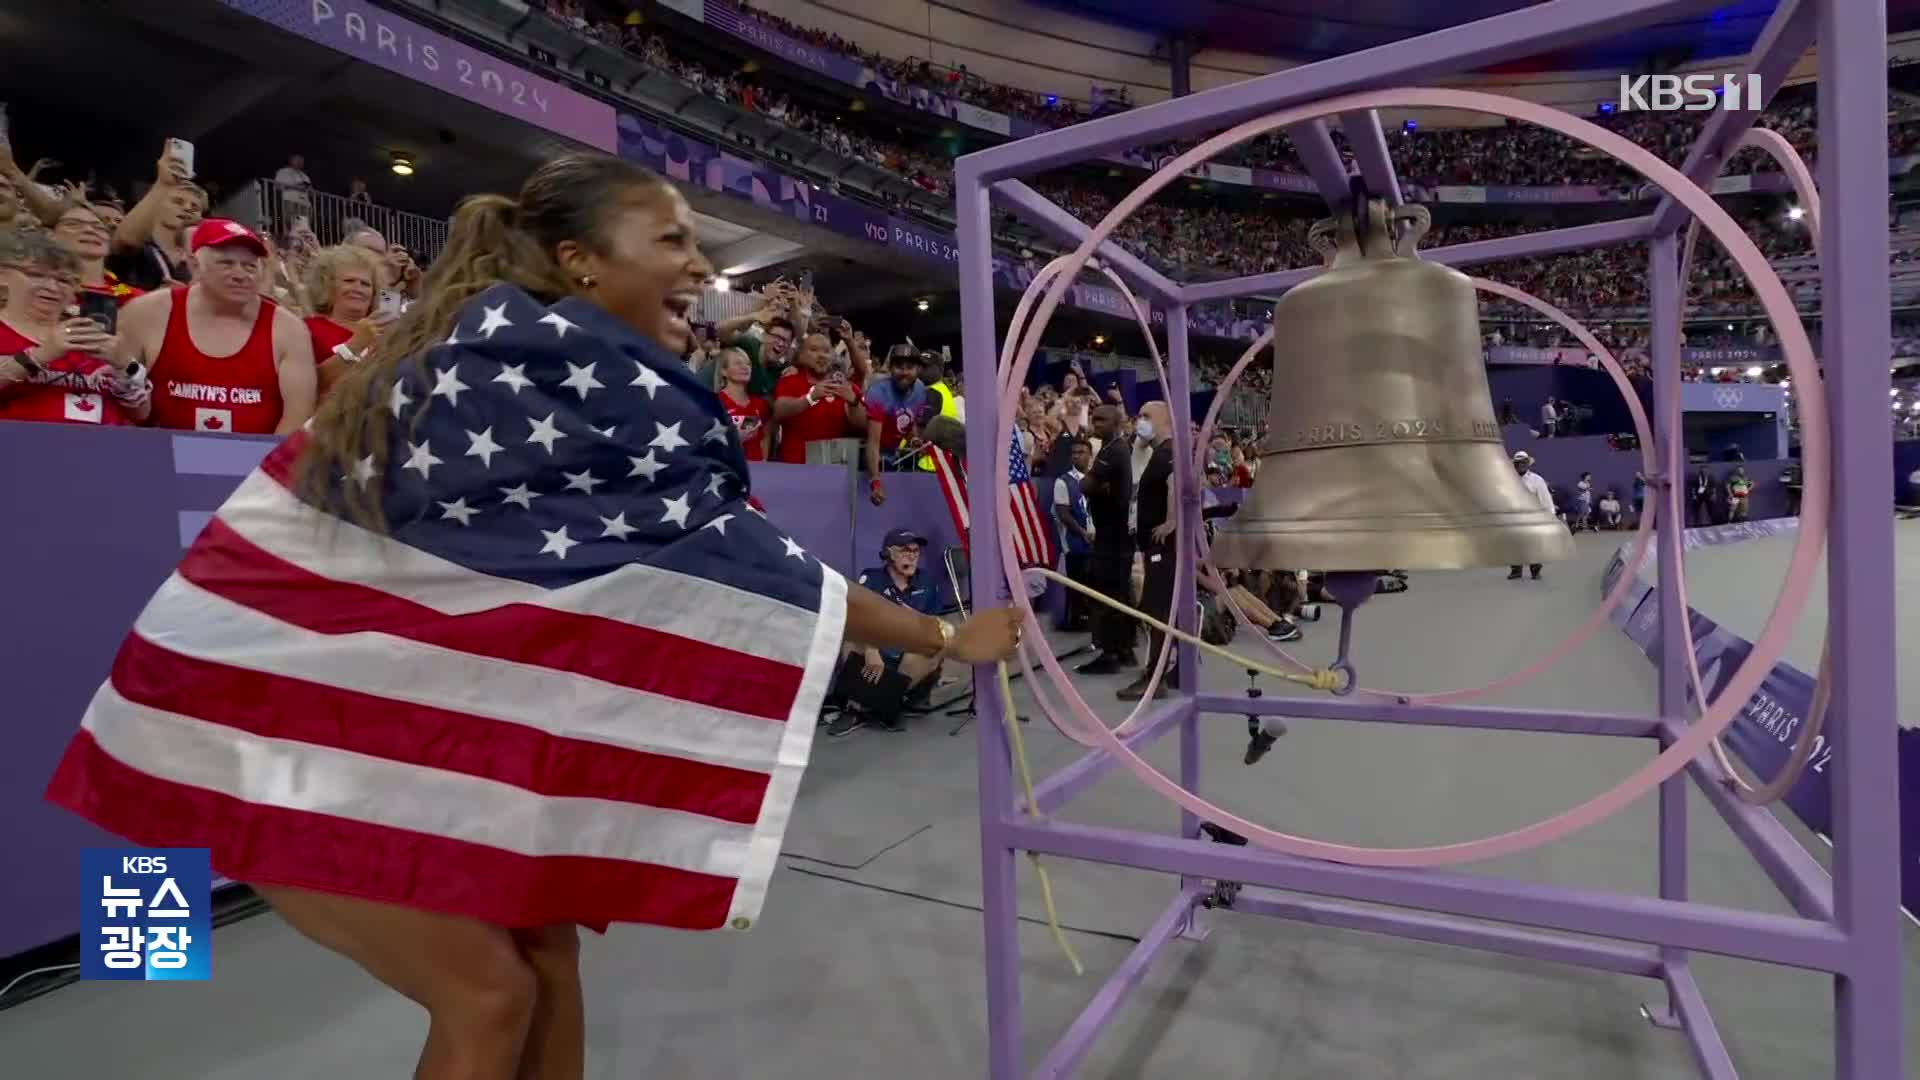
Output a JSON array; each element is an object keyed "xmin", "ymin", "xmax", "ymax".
[
  {"xmin": 826, "ymin": 529, "xmax": 946, "ymax": 736},
  {"xmin": 716, "ymin": 345, "xmax": 772, "ymax": 460},
  {"xmin": 1077, "ymin": 404, "xmax": 1139, "ymax": 675},
  {"xmin": 0, "ymin": 229, "xmax": 149, "ymax": 426},
  {"xmin": 109, "ymin": 145, "xmax": 201, "ymax": 290},
  {"xmin": 1598, "ymin": 489, "xmax": 1623, "ymax": 529},
  {"xmin": 273, "ymin": 153, "xmax": 313, "ymax": 231},
  {"xmin": 386, "ymin": 242, "xmax": 424, "ymax": 302},
  {"xmin": 347, "ymin": 178, "xmax": 373, "ymax": 205},
  {"xmin": 302, "ymin": 243, "xmax": 390, "ymax": 398},
  {"xmin": 772, "ymin": 330, "xmax": 866, "ymax": 464},
  {"xmin": 50, "ymin": 202, "xmax": 142, "ymax": 308},
  {"xmin": 117, "ymin": 219, "xmax": 316, "ymax": 435},
  {"xmin": 1052, "ymin": 435, "xmax": 1095, "ymax": 631},
  {"xmin": 864, "ymin": 344, "xmax": 932, "ymax": 501},
  {"xmin": 1689, "ymin": 466, "xmax": 1717, "ymax": 527},
  {"xmin": 1539, "ymin": 396, "xmax": 1560, "ymax": 438},
  {"xmin": 1121, "ymin": 400, "xmax": 1178, "ymax": 700}
]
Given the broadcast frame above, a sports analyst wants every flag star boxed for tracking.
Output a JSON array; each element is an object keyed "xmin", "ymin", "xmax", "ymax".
[
  {"xmin": 438, "ymin": 498, "xmax": 478, "ymax": 526},
  {"xmin": 465, "ymin": 427, "xmax": 504, "ymax": 468},
  {"xmin": 781, "ymin": 536, "xmax": 807, "ymax": 559},
  {"xmin": 538, "ymin": 526, "xmax": 579, "ymax": 560},
  {"xmin": 493, "ymin": 363, "xmax": 533, "ymax": 394},
  {"xmin": 539, "ymin": 311, "xmax": 579, "ymax": 338},
  {"xmin": 559, "ymin": 361, "xmax": 605, "ymax": 400},
  {"xmin": 648, "ymin": 421, "xmax": 688, "ymax": 453},
  {"xmin": 501, "ymin": 483, "xmax": 540, "ymax": 510},
  {"xmin": 445, "ymin": 326, "xmax": 462, "ymax": 346},
  {"xmin": 593, "ymin": 424, "xmax": 618, "ymax": 439},
  {"xmin": 388, "ymin": 380, "xmax": 413, "ymax": 418},
  {"xmin": 660, "ymin": 492, "xmax": 693, "ymax": 528},
  {"xmin": 629, "ymin": 451, "xmax": 666, "ymax": 481},
  {"xmin": 600, "ymin": 512, "xmax": 638, "ymax": 540},
  {"xmin": 631, "ymin": 363, "xmax": 667, "ymax": 398},
  {"xmin": 526, "ymin": 413, "xmax": 567, "ymax": 453},
  {"xmin": 402, "ymin": 439, "xmax": 443, "ymax": 480},
  {"xmin": 476, "ymin": 303, "xmax": 513, "ymax": 339},
  {"xmin": 563, "ymin": 468, "xmax": 602, "ymax": 495},
  {"xmin": 702, "ymin": 418, "xmax": 732, "ymax": 444},
  {"xmin": 704, "ymin": 472, "xmax": 729, "ymax": 499},
  {"xmin": 351, "ymin": 454, "xmax": 377, "ymax": 488},
  {"xmin": 703, "ymin": 513, "xmax": 735, "ymax": 536},
  {"xmin": 430, "ymin": 365, "xmax": 471, "ymax": 406}
]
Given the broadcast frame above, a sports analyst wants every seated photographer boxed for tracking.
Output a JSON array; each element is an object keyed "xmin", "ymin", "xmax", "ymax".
[{"xmin": 825, "ymin": 529, "xmax": 946, "ymax": 737}]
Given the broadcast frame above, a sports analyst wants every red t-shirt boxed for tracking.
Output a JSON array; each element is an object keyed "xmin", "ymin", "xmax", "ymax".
[
  {"xmin": 720, "ymin": 388, "xmax": 772, "ymax": 461},
  {"xmin": 774, "ymin": 371, "xmax": 859, "ymax": 464},
  {"xmin": 0, "ymin": 322, "xmax": 136, "ymax": 427},
  {"xmin": 306, "ymin": 316, "xmax": 354, "ymax": 365}
]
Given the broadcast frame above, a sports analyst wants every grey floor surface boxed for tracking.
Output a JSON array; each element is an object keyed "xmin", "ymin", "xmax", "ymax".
[
  {"xmin": 1675, "ymin": 516, "xmax": 1919, "ymax": 728},
  {"xmin": 2, "ymin": 534, "xmax": 1915, "ymax": 1079}
]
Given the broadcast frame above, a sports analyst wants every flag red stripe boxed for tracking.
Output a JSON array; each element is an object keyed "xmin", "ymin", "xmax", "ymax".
[
  {"xmin": 109, "ymin": 632, "xmax": 771, "ymax": 824},
  {"xmin": 180, "ymin": 517, "xmax": 801, "ymax": 723},
  {"xmin": 46, "ymin": 733, "xmax": 738, "ymax": 931}
]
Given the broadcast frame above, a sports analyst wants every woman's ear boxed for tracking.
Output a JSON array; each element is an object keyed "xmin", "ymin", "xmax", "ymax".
[{"xmin": 552, "ymin": 239, "xmax": 597, "ymax": 286}]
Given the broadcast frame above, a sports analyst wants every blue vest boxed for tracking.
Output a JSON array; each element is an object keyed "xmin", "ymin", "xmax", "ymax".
[{"xmin": 1059, "ymin": 471, "xmax": 1091, "ymax": 555}]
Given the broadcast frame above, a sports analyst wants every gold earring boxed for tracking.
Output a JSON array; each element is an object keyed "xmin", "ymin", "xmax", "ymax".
[{"xmin": 578, "ymin": 274, "xmax": 597, "ymax": 288}]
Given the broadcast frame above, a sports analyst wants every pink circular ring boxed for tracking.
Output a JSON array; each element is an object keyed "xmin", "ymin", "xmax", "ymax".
[
  {"xmin": 996, "ymin": 255, "xmax": 1183, "ymax": 744},
  {"xmin": 989, "ymin": 86, "xmax": 1828, "ymax": 867}
]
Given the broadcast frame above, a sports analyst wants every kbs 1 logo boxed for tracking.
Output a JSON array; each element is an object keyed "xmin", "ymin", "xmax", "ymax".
[
  {"xmin": 80, "ymin": 848, "xmax": 212, "ymax": 981},
  {"xmin": 1618, "ymin": 74, "xmax": 1763, "ymax": 112}
]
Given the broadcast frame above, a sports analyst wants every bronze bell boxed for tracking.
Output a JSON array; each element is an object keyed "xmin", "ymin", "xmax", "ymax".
[{"xmin": 1211, "ymin": 199, "xmax": 1573, "ymax": 572}]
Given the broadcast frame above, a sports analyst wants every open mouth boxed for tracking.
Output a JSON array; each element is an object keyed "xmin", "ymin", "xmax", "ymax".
[{"xmin": 662, "ymin": 291, "xmax": 698, "ymax": 340}]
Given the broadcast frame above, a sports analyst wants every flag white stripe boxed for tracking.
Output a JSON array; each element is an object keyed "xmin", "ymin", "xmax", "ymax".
[
  {"xmin": 133, "ymin": 575, "xmax": 792, "ymax": 774},
  {"xmin": 220, "ymin": 470, "xmax": 817, "ymax": 669},
  {"xmin": 81, "ymin": 684, "xmax": 757, "ymax": 878},
  {"xmin": 727, "ymin": 567, "xmax": 845, "ymax": 927}
]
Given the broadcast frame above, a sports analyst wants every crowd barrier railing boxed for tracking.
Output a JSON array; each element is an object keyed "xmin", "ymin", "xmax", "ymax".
[{"xmin": 236, "ymin": 180, "xmax": 451, "ymax": 264}]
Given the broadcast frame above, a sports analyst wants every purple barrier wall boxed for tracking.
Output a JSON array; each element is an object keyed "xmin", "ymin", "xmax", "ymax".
[
  {"xmin": 0, "ymin": 422, "xmax": 964, "ymax": 960},
  {"xmin": 1895, "ymin": 439, "xmax": 1920, "ymax": 503},
  {"xmin": 1500, "ymin": 429, "xmax": 1796, "ymax": 522}
]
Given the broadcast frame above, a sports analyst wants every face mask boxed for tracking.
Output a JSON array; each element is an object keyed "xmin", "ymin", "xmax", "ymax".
[{"xmin": 1133, "ymin": 419, "xmax": 1155, "ymax": 442}]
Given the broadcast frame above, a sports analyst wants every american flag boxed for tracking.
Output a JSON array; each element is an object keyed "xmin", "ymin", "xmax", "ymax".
[
  {"xmin": 46, "ymin": 284, "xmax": 847, "ymax": 933},
  {"xmin": 928, "ymin": 428, "xmax": 1057, "ymax": 568}
]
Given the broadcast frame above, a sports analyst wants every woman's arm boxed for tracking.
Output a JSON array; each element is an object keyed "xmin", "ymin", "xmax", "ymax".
[{"xmin": 843, "ymin": 582, "xmax": 947, "ymax": 656}]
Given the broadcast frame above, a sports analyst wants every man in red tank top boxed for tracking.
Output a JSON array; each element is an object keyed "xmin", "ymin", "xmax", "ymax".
[{"xmin": 119, "ymin": 219, "xmax": 315, "ymax": 435}]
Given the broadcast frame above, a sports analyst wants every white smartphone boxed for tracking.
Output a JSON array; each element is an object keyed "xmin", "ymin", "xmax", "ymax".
[
  {"xmin": 165, "ymin": 137, "xmax": 196, "ymax": 179},
  {"xmin": 376, "ymin": 289, "xmax": 405, "ymax": 320}
]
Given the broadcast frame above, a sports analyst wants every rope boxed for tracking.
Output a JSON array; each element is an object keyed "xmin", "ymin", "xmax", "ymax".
[
  {"xmin": 1032, "ymin": 568, "xmax": 1345, "ymax": 692},
  {"xmin": 995, "ymin": 659, "xmax": 1085, "ymax": 976}
]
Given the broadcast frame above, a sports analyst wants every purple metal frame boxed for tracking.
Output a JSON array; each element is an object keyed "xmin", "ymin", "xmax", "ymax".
[{"xmin": 954, "ymin": 1, "xmax": 1903, "ymax": 1076}]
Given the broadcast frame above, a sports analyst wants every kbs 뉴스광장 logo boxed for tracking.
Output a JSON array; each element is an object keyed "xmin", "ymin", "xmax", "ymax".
[{"xmin": 79, "ymin": 848, "xmax": 212, "ymax": 981}]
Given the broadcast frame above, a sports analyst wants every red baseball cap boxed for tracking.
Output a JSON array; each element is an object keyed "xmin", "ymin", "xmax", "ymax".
[{"xmin": 190, "ymin": 219, "xmax": 269, "ymax": 257}]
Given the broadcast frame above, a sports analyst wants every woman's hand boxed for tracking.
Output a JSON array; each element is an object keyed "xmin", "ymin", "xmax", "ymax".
[
  {"xmin": 861, "ymin": 648, "xmax": 886, "ymax": 682},
  {"xmin": 37, "ymin": 318, "xmax": 111, "ymax": 362},
  {"xmin": 945, "ymin": 608, "xmax": 1024, "ymax": 664},
  {"xmin": 346, "ymin": 317, "xmax": 388, "ymax": 355}
]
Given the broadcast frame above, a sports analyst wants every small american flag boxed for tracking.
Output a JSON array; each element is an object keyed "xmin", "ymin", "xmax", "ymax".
[
  {"xmin": 46, "ymin": 284, "xmax": 847, "ymax": 933},
  {"xmin": 929, "ymin": 429, "xmax": 1056, "ymax": 568}
]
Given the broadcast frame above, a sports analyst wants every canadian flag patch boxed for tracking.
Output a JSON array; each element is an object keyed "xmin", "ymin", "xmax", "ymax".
[
  {"xmin": 64, "ymin": 393, "xmax": 103, "ymax": 423},
  {"xmin": 195, "ymin": 407, "xmax": 233, "ymax": 432}
]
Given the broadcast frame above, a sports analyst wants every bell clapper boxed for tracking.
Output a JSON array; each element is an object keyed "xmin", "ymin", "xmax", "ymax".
[{"xmin": 1244, "ymin": 667, "xmax": 1285, "ymax": 766}]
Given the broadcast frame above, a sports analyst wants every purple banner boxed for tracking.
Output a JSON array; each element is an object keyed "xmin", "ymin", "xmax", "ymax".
[
  {"xmin": 1609, "ymin": 523, "xmax": 1920, "ymax": 916},
  {"xmin": 220, "ymin": 0, "xmax": 616, "ymax": 151}
]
